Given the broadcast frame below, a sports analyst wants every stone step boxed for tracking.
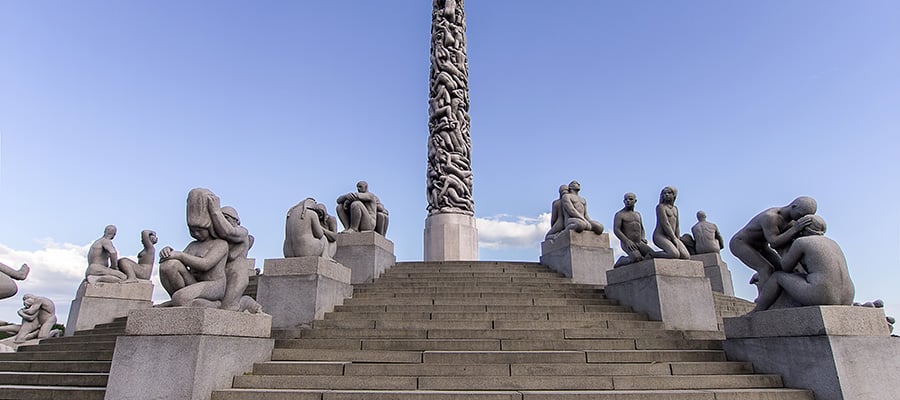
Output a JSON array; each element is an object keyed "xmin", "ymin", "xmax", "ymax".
[
  {"xmin": 352, "ymin": 287, "xmax": 603, "ymax": 295},
  {"xmin": 271, "ymin": 349, "xmax": 423, "ymax": 363},
  {"xmin": 0, "ymin": 385, "xmax": 106, "ymax": 400},
  {"xmin": 353, "ymin": 282, "xmax": 602, "ymax": 290},
  {"xmin": 229, "ymin": 374, "xmax": 784, "ymax": 391},
  {"xmin": 341, "ymin": 298, "xmax": 617, "ymax": 306},
  {"xmin": 377, "ymin": 272, "xmax": 564, "ymax": 280},
  {"xmin": 211, "ymin": 388, "xmax": 814, "ymax": 400},
  {"xmin": 36, "ymin": 334, "xmax": 122, "ymax": 345},
  {"xmin": 352, "ymin": 292, "xmax": 604, "ymax": 300},
  {"xmin": 0, "ymin": 361, "xmax": 112, "ymax": 373},
  {"xmin": 0, "ymin": 371, "xmax": 108, "ymax": 387},
  {"xmin": 73, "ymin": 327, "xmax": 124, "ymax": 336},
  {"xmin": 419, "ymin": 350, "xmax": 728, "ymax": 364},
  {"xmin": 333, "ymin": 304, "xmax": 629, "ymax": 313},
  {"xmin": 323, "ymin": 312, "xmax": 646, "ymax": 322},
  {"xmin": 15, "ymin": 341, "xmax": 116, "ymax": 353},
  {"xmin": 0, "ymin": 350, "xmax": 113, "ymax": 362}
]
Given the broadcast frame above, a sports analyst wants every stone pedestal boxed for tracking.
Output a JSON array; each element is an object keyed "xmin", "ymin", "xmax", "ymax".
[
  {"xmin": 540, "ymin": 231, "xmax": 615, "ymax": 285},
  {"xmin": 690, "ymin": 253, "xmax": 734, "ymax": 296},
  {"xmin": 605, "ymin": 258, "xmax": 718, "ymax": 331},
  {"xmin": 424, "ymin": 213, "xmax": 479, "ymax": 261},
  {"xmin": 104, "ymin": 307, "xmax": 274, "ymax": 400},
  {"xmin": 65, "ymin": 280, "xmax": 153, "ymax": 336},
  {"xmin": 258, "ymin": 257, "xmax": 353, "ymax": 329},
  {"xmin": 334, "ymin": 231, "xmax": 396, "ymax": 284},
  {"xmin": 723, "ymin": 306, "xmax": 898, "ymax": 400}
]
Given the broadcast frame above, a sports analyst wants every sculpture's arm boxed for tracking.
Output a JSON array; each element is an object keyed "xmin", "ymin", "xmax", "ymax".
[
  {"xmin": 613, "ymin": 213, "xmax": 634, "ymax": 248},
  {"xmin": 778, "ymin": 242, "xmax": 805, "ymax": 273},
  {"xmin": 103, "ymin": 240, "xmax": 119, "ymax": 269},
  {"xmin": 560, "ymin": 195, "xmax": 581, "ymax": 220},
  {"xmin": 207, "ymin": 199, "xmax": 246, "ymax": 243},
  {"xmin": 762, "ymin": 214, "xmax": 812, "ymax": 249},
  {"xmin": 714, "ymin": 226, "xmax": 725, "ymax": 249},
  {"xmin": 171, "ymin": 242, "xmax": 228, "ymax": 272}
]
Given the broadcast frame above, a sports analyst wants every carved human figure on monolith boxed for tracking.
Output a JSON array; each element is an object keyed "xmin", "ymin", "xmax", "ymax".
[
  {"xmin": 116, "ymin": 230, "xmax": 157, "ymax": 282},
  {"xmin": 544, "ymin": 185, "xmax": 570, "ymax": 240},
  {"xmin": 753, "ymin": 215, "xmax": 855, "ymax": 311},
  {"xmin": 691, "ymin": 211, "xmax": 725, "ymax": 255},
  {"xmin": 284, "ymin": 198, "xmax": 338, "ymax": 258},
  {"xmin": 652, "ymin": 187, "xmax": 691, "ymax": 259},
  {"xmin": 85, "ymin": 225, "xmax": 128, "ymax": 284},
  {"xmin": 730, "ymin": 196, "xmax": 817, "ymax": 296},
  {"xmin": 336, "ymin": 181, "xmax": 389, "ymax": 236},
  {"xmin": 0, "ymin": 294, "xmax": 60, "ymax": 343},
  {"xmin": 158, "ymin": 188, "xmax": 229, "ymax": 308},
  {"xmin": 206, "ymin": 194, "xmax": 262, "ymax": 313},
  {"xmin": 0, "ymin": 262, "xmax": 29, "ymax": 301},
  {"xmin": 613, "ymin": 192, "xmax": 654, "ymax": 267},
  {"xmin": 555, "ymin": 180, "xmax": 604, "ymax": 237}
]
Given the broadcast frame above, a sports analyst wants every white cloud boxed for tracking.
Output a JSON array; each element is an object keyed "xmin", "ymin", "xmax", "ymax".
[{"xmin": 476, "ymin": 213, "xmax": 551, "ymax": 249}]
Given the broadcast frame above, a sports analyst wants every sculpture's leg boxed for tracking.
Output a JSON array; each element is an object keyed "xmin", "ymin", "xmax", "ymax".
[
  {"xmin": 0, "ymin": 324, "xmax": 21, "ymax": 334},
  {"xmin": 0, "ymin": 276, "xmax": 18, "ymax": 300},
  {"xmin": 117, "ymin": 258, "xmax": 139, "ymax": 282},
  {"xmin": 221, "ymin": 261, "xmax": 250, "ymax": 311},
  {"xmin": 159, "ymin": 260, "xmax": 196, "ymax": 297},
  {"xmin": 753, "ymin": 271, "xmax": 785, "ymax": 311},
  {"xmin": 37, "ymin": 316, "xmax": 57, "ymax": 339},
  {"xmin": 775, "ymin": 272, "xmax": 826, "ymax": 307},
  {"xmin": 86, "ymin": 264, "xmax": 127, "ymax": 282},
  {"xmin": 350, "ymin": 202, "xmax": 376, "ymax": 232},
  {"xmin": 376, "ymin": 213, "xmax": 389, "ymax": 236},
  {"xmin": 0, "ymin": 262, "xmax": 29, "ymax": 280},
  {"xmin": 729, "ymin": 239, "xmax": 779, "ymax": 290},
  {"xmin": 337, "ymin": 203, "xmax": 351, "ymax": 231},
  {"xmin": 171, "ymin": 280, "xmax": 224, "ymax": 308}
]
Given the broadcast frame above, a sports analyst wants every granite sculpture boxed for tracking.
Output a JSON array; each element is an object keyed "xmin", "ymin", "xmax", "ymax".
[
  {"xmin": 546, "ymin": 181, "xmax": 604, "ymax": 240},
  {"xmin": 612, "ymin": 192, "xmax": 654, "ymax": 267},
  {"xmin": 0, "ymin": 294, "xmax": 60, "ymax": 343},
  {"xmin": 544, "ymin": 185, "xmax": 569, "ymax": 240},
  {"xmin": 652, "ymin": 186, "xmax": 690, "ymax": 259},
  {"xmin": 336, "ymin": 181, "xmax": 389, "ymax": 236},
  {"xmin": 752, "ymin": 215, "xmax": 854, "ymax": 311},
  {"xmin": 84, "ymin": 225, "xmax": 128, "ymax": 284},
  {"xmin": 116, "ymin": 230, "xmax": 157, "ymax": 282},
  {"xmin": 690, "ymin": 211, "xmax": 725, "ymax": 255},
  {"xmin": 730, "ymin": 196, "xmax": 817, "ymax": 297},
  {"xmin": 0, "ymin": 262, "xmax": 29, "ymax": 301},
  {"xmin": 284, "ymin": 198, "xmax": 338, "ymax": 258},
  {"xmin": 158, "ymin": 188, "xmax": 261, "ymax": 312},
  {"xmin": 426, "ymin": 0, "xmax": 474, "ymax": 217}
]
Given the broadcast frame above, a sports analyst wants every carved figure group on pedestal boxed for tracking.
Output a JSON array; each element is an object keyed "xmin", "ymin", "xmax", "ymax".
[
  {"xmin": 731, "ymin": 196, "xmax": 856, "ymax": 311},
  {"xmin": 544, "ymin": 181, "xmax": 604, "ymax": 241},
  {"xmin": 336, "ymin": 181, "xmax": 389, "ymax": 236},
  {"xmin": 0, "ymin": 294, "xmax": 60, "ymax": 343},
  {"xmin": 83, "ymin": 225, "xmax": 158, "ymax": 284},
  {"xmin": 157, "ymin": 188, "xmax": 261, "ymax": 313},
  {"xmin": 612, "ymin": 193, "xmax": 654, "ymax": 267},
  {"xmin": 652, "ymin": 186, "xmax": 691, "ymax": 260},
  {"xmin": 0, "ymin": 262, "xmax": 29, "ymax": 301},
  {"xmin": 284, "ymin": 198, "xmax": 338, "ymax": 258}
]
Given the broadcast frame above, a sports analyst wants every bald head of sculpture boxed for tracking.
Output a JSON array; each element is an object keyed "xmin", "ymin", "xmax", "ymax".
[{"xmin": 788, "ymin": 196, "xmax": 818, "ymax": 220}]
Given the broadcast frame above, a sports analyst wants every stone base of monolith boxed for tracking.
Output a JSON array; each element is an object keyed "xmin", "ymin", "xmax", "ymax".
[
  {"xmin": 540, "ymin": 231, "xmax": 615, "ymax": 285},
  {"xmin": 334, "ymin": 231, "xmax": 396, "ymax": 283},
  {"xmin": 424, "ymin": 213, "xmax": 479, "ymax": 261},
  {"xmin": 258, "ymin": 256, "xmax": 353, "ymax": 329},
  {"xmin": 65, "ymin": 280, "xmax": 153, "ymax": 336},
  {"xmin": 104, "ymin": 307, "xmax": 273, "ymax": 400},
  {"xmin": 605, "ymin": 258, "xmax": 718, "ymax": 331},
  {"xmin": 723, "ymin": 306, "xmax": 898, "ymax": 400},
  {"xmin": 690, "ymin": 253, "xmax": 734, "ymax": 296}
]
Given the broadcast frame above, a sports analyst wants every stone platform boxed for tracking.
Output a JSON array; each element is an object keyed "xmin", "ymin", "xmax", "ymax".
[
  {"xmin": 690, "ymin": 253, "xmax": 735, "ymax": 296},
  {"xmin": 540, "ymin": 230, "xmax": 614, "ymax": 285},
  {"xmin": 105, "ymin": 307, "xmax": 273, "ymax": 400},
  {"xmin": 258, "ymin": 256, "xmax": 353, "ymax": 329},
  {"xmin": 65, "ymin": 280, "xmax": 153, "ymax": 336},
  {"xmin": 334, "ymin": 231, "xmax": 396, "ymax": 283},
  {"xmin": 424, "ymin": 213, "xmax": 478, "ymax": 261}
]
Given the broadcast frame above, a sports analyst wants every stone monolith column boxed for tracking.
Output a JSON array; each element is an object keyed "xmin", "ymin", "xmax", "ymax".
[{"xmin": 424, "ymin": 0, "xmax": 478, "ymax": 261}]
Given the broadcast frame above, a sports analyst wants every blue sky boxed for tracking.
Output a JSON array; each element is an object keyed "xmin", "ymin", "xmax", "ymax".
[{"xmin": 1, "ymin": 1, "xmax": 898, "ymax": 326}]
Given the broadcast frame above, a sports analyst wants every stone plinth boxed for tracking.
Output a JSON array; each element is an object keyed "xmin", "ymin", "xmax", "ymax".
[
  {"xmin": 65, "ymin": 280, "xmax": 153, "ymax": 336},
  {"xmin": 334, "ymin": 231, "xmax": 396, "ymax": 284},
  {"xmin": 690, "ymin": 253, "xmax": 734, "ymax": 296},
  {"xmin": 605, "ymin": 258, "xmax": 718, "ymax": 331},
  {"xmin": 424, "ymin": 213, "xmax": 478, "ymax": 261},
  {"xmin": 105, "ymin": 307, "xmax": 273, "ymax": 400},
  {"xmin": 723, "ymin": 306, "xmax": 898, "ymax": 400},
  {"xmin": 258, "ymin": 256, "xmax": 353, "ymax": 329},
  {"xmin": 540, "ymin": 231, "xmax": 614, "ymax": 285}
]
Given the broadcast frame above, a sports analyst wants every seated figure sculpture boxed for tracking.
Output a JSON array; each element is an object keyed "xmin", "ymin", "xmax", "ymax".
[
  {"xmin": 652, "ymin": 186, "xmax": 691, "ymax": 259},
  {"xmin": 613, "ymin": 192, "xmax": 655, "ymax": 267},
  {"xmin": 0, "ymin": 262, "xmax": 29, "ymax": 301},
  {"xmin": 547, "ymin": 180, "xmax": 604, "ymax": 240},
  {"xmin": 691, "ymin": 210, "xmax": 725, "ymax": 255},
  {"xmin": 753, "ymin": 215, "xmax": 855, "ymax": 311},
  {"xmin": 544, "ymin": 185, "xmax": 570, "ymax": 240},
  {"xmin": 336, "ymin": 181, "xmax": 389, "ymax": 236},
  {"xmin": 284, "ymin": 198, "xmax": 338, "ymax": 258},
  {"xmin": 116, "ymin": 230, "xmax": 157, "ymax": 282},
  {"xmin": 84, "ymin": 225, "xmax": 128, "ymax": 284},
  {"xmin": 0, "ymin": 294, "xmax": 60, "ymax": 343},
  {"xmin": 730, "ymin": 196, "xmax": 817, "ymax": 297},
  {"xmin": 158, "ymin": 189, "xmax": 230, "ymax": 308}
]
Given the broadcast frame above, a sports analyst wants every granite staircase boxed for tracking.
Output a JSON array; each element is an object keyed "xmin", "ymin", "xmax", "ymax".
[
  {"xmin": 0, "ymin": 274, "xmax": 261, "ymax": 400},
  {"xmin": 212, "ymin": 261, "xmax": 812, "ymax": 400}
]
